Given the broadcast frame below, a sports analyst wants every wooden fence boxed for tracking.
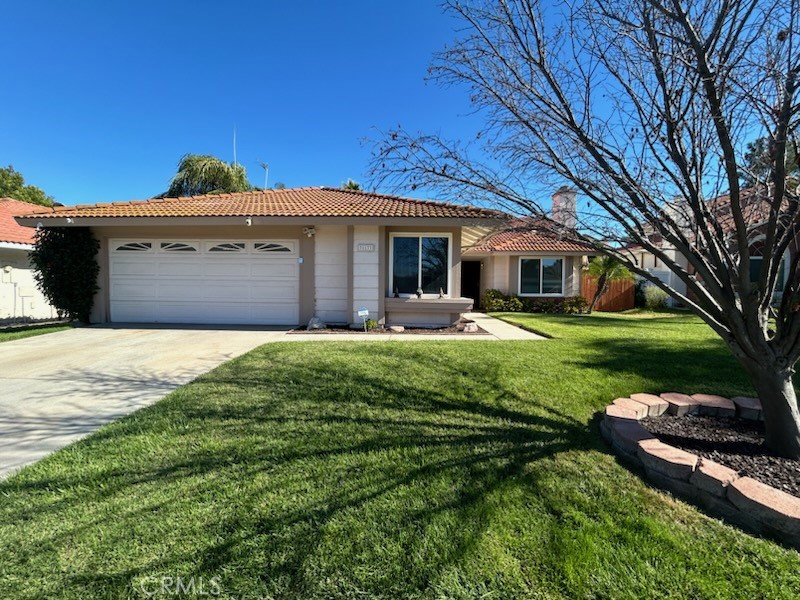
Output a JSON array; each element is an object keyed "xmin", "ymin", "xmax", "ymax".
[{"xmin": 581, "ymin": 275, "xmax": 635, "ymax": 312}]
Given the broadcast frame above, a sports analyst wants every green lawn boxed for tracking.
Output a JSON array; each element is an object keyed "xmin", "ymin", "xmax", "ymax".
[
  {"xmin": 1, "ymin": 312, "xmax": 799, "ymax": 599},
  {"xmin": 0, "ymin": 323, "xmax": 71, "ymax": 343}
]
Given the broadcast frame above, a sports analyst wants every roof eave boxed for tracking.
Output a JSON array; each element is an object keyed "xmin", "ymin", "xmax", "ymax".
[
  {"xmin": 463, "ymin": 249, "xmax": 595, "ymax": 256},
  {"xmin": 0, "ymin": 241, "xmax": 33, "ymax": 250}
]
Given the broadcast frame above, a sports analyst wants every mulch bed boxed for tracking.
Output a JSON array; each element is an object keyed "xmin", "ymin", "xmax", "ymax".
[{"xmin": 641, "ymin": 414, "xmax": 800, "ymax": 497}]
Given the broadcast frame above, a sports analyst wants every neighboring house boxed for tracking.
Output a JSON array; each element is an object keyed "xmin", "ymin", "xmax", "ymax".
[
  {"xmin": 0, "ymin": 198, "xmax": 57, "ymax": 320},
  {"xmin": 626, "ymin": 242, "xmax": 691, "ymax": 307},
  {"xmin": 626, "ymin": 187, "xmax": 794, "ymax": 306},
  {"xmin": 462, "ymin": 188, "xmax": 596, "ymax": 306}
]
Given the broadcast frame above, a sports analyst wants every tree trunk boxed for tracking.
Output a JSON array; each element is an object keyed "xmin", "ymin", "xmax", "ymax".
[
  {"xmin": 747, "ymin": 364, "xmax": 800, "ymax": 459},
  {"xmin": 588, "ymin": 275, "xmax": 608, "ymax": 314}
]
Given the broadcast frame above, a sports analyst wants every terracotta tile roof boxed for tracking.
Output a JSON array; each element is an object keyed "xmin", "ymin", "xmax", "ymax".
[
  {"xmin": 16, "ymin": 187, "xmax": 506, "ymax": 221},
  {"xmin": 464, "ymin": 217, "xmax": 595, "ymax": 254},
  {"xmin": 708, "ymin": 187, "xmax": 788, "ymax": 235},
  {"xmin": 0, "ymin": 198, "xmax": 51, "ymax": 244},
  {"xmin": 629, "ymin": 185, "xmax": 794, "ymax": 251}
]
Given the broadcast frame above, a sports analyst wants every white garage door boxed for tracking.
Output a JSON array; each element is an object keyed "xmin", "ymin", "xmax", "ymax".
[{"xmin": 109, "ymin": 239, "xmax": 300, "ymax": 325}]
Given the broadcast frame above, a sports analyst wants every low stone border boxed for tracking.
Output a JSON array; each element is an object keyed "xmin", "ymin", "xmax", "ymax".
[{"xmin": 601, "ymin": 392, "xmax": 800, "ymax": 549}]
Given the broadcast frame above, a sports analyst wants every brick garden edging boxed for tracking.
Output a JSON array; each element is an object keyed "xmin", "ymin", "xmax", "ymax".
[{"xmin": 601, "ymin": 392, "xmax": 800, "ymax": 549}]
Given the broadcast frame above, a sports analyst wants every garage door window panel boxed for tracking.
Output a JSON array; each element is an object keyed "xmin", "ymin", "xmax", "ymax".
[
  {"xmin": 208, "ymin": 242, "xmax": 245, "ymax": 252},
  {"xmin": 114, "ymin": 242, "xmax": 152, "ymax": 252},
  {"xmin": 160, "ymin": 242, "xmax": 198, "ymax": 252},
  {"xmin": 254, "ymin": 242, "xmax": 294, "ymax": 254}
]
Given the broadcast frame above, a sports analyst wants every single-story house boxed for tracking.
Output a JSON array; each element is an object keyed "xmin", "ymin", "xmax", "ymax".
[
  {"xmin": 0, "ymin": 198, "xmax": 58, "ymax": 321},
  {"xmin": 461, "ymin": 186, "xmax": 595, "ymax": 306},
  {"xmin": 15, "ymin": 186, "xmax": 593, "ymax": 327}
]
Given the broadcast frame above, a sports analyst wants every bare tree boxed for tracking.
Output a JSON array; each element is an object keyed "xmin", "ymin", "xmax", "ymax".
[{"xmin": 369, "ymin": 0, "xmax": 800, "ymax": 457}]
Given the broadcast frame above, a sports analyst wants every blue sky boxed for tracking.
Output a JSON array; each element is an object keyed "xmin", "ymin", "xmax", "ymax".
[{"xmin": 1, "ymin": 1, "xmax": 479, "ymax": 205}]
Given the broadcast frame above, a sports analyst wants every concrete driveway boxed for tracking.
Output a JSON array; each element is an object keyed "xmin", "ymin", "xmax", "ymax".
[{"xmin": 0, "ymin": 325, "xmax": 283, "ymax": 478}]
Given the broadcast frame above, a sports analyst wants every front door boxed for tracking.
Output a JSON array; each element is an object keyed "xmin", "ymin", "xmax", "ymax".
[{"xmin": 461, "ymin": 261, "xmax": 482, "ymax": 309}]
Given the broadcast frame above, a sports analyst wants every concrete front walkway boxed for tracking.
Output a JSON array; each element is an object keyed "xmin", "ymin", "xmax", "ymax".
[
  {"xmin": 284, "ymin": 313, "xmax": 545, "ymax": 341},
  {"xmin": 0, "ymin": 314, "xmax": 540, "ymax": 478}
]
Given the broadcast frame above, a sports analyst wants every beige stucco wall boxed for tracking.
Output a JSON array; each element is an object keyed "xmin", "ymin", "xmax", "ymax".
[
  {"xmin": 0, "ymin": 248, "xmax": 58, "ymax": 320},
  {"xmin": 86, "ymin": 222, "xmax": 472, "ymax": 327},
  {"xmin": 489, "ymin": 255, "xmax": 510, "ymax": 292},
  {"xmin": 314, "ymin": 225, "xmax": 349, "ymax": 324},
  {"xmin": 474, "ymin": 254, "xmax": 585, "ymax": 297},
  {"xmin": 352, "ymin": 225, "xmax": 381, "ymax": 323}
]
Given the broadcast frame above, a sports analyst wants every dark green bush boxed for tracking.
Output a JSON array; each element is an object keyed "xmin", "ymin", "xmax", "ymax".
[
  {"xmin": 481, "ymin": 289, "xmax": 588, "ymax": 314},
  {"xmin": 30, "ymin": 227, "xmax": 100, "ymax": 323},
  {"xmin": 634, "ymin": 278, "xmax": 647, "ymax": 307},
  {"xmin": 563, "ymin": 296, "xmax": 589, "ymax": 314},
  {"xmin": 481, "ymin": 289, "xmax": 509, "ymax": 311}
]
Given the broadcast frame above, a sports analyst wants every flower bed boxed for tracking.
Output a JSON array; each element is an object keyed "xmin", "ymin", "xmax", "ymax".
[{"xmin": 601, "ymin": 392, "xmax": 800, "ymax": 549}]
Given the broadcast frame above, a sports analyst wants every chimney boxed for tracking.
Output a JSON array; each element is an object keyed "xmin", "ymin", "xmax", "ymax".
[{"xmin": 551, "ymin": 186, "xmax": 577, "ymax": 229}]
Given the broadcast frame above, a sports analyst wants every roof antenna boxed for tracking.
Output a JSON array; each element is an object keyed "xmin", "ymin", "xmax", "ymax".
[
  {"xmin": 258, "ymin": 161, "xmax": 269, "ymax": 189},
  {"xmin": 233, "ymin": 126, "xmax": 238, "ymax": 166}
]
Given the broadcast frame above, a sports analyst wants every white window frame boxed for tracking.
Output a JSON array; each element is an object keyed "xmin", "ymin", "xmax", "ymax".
[
  {"xmin": 388, "ymin": 232, "xmax": 453, "ymax": 298},
  {"xmin": 518, "ymin": 256, "xmax": 566, "ymax": 297}
]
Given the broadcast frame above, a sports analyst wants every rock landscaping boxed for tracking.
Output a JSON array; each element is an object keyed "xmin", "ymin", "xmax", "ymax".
[
  {"xmin": 601, "ymin": 392, "xmax": 800, "ymax": 548},
  {"xmin": 289, "ymin": 318, "xmax": 489, "ymax": 335}
]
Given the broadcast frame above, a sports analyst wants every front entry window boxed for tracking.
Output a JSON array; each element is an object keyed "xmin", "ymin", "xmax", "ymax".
[
  {"xmin": 520, "ymin": 257, "xmax": 564, "ymax": 295},
  {"xmin": 391, "ymin": 235, "xmax": 450, "ymax": 295}
]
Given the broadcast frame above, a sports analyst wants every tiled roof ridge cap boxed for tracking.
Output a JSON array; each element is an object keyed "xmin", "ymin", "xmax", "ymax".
[{"xmin": 318, "ymin": 186, "xmax": 507, "ymax": 217}]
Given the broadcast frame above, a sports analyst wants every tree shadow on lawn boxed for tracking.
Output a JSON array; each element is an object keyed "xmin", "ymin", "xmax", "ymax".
[
  {"xmin": 0, "ymin": 340, "xmax": 779, "ymax": 598},
  {"xmin": 1, "ymin": 344, "xmax": 605, "ymax": 598}
]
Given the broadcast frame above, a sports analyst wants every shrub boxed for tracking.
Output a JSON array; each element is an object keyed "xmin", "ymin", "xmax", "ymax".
[
  {"xmin": 505, "ymin": 296, "xmax": 524, "ymax": 312},
  {"xmin": 29, "ymin": 227, "xmax": 100, "ymax": 323},
  {"xmin": 634, "ymin": 278, "xmax": 647, "ymax": 307},
  {"xmin": 481, "ymin": 289, "xmax": 588, "ymax": 314},
  {"xmin": 563, "ymin": 296, "xmax": 589, "ymax": 314},
  {"xmin": 481, "ymin": 289, "xmax": 509, "ymax": 311},
  {"xmin": 644, "ymin": 285, "xmax": 669, "ymax": 309}
]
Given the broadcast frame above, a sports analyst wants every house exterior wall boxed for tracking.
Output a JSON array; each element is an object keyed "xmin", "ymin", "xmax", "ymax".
[
  {"xmin": 632, "ymin": 247, "xmax": 688, "ymax": 306},
  {"xmin": 472, "ymin": 253, "xmax": 585, "ymax": 298},
  {"xmin": 0, "ymin": 247, "xmax": 57, "ymax": 320},
  {"xmin": 566, "ymin": 256, "xmax": 582, "ymax": 296},
  {"xmin": 352, "ymin": 225, "xmax": 381, "ymax": 323},
  {"xmin": 489, "ymin": 255, "xmax": 510, "ymax": 291},
  {"xmin": 84, "ymin": 223, "xmax": 475, "ymax": 327},
  {"xmin": 314, "ymin": 225, "xmax": 349, "ymax": 324}
]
